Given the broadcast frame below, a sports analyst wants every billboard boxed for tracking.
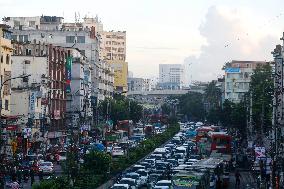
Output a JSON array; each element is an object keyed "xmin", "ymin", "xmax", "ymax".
[
  {"xmin": 66, "ymin": 57, "xmax": 72, "ymax": 93},
  {"xmin": 225, "ymin": 67, "xmax": 241, "ymax": 73}
]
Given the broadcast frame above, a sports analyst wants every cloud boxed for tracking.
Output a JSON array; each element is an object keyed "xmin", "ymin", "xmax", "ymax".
[{"xmin": 184, "ymin": 6, "xmax": 279, "ymax": 83}]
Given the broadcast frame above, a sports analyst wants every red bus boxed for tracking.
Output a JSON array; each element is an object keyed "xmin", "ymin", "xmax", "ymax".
[
  {"xmin": 195, "ymin": 126, "xmax": 214, "ymax": 142},
  {"xmin": 208, "ymin": 132, "xmax": 232, "ymax": 154}
]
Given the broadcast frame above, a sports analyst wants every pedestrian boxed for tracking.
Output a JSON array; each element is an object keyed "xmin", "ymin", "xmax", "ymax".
[
  {"xmin": 235, "ymin": 170, "xmax": 242, "ymax": 188},
  {"xmin": 30, "ymin": 168, "xmax": 35, "ymax": 186},
  {"xmin": 10, "ymin": 175, "xmax": 19, "ymax": 189}
]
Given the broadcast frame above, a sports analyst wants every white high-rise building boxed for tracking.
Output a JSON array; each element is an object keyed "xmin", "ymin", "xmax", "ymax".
[{"xmin": 158, "ymin": 64, "xmax": 184, "ymax": 90}]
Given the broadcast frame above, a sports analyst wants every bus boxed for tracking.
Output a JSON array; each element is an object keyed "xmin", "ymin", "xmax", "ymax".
[
  {"xmin": 207, "ymin": 132, "xmax": 232, "ymax": 154},
  {"xmin": 195, "ymin": 127, "xmax": 214, "ymax": 143}
]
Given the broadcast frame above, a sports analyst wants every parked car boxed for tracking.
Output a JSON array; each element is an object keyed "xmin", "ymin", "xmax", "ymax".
[{"xmin": 155, "ymin": 180, "xmax": 172, "ymax": 188}]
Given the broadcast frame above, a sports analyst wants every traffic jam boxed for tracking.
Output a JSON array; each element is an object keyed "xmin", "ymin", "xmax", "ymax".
[{"xmin": 111, "ymin": 122, "xmax": 233, "ymax": 189}]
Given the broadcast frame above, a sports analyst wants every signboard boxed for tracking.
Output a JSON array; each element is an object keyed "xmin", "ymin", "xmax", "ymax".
[
  {"xmin": 29, "ymin": 91, "xmax": 36, "ymax": 117},
  {"xmin": 225, "ymin": 67, "xmax": 241, "ymax": 73},
  {"xmin": 255, "ymin": 147, "xmax": 266, "ymax": 160},
  {"xmin": 54, "ymin": 110, "xmax": 60, "ymax": 120},
  {"xmin": 66, "ymin": 56, "xmax": 72, "ymax": 93}
]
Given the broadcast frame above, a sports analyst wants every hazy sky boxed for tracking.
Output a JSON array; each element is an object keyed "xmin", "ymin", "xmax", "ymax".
[{"xmin": 1, "ymin": 0, "xmax": 284, "ymax": 82}]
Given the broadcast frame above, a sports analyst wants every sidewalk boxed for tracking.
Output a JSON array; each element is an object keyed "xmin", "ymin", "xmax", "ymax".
[{"xmin": 228, "ymin": 171, "xmax": 257, "ymax": 189}]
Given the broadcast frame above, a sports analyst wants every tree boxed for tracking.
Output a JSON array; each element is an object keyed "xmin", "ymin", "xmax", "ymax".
[
  {"xmin": 82, "ymin": 151, "xmax": 111, "ymax": 176},
  {"xmin": 204, "ymin": 80, "xmax": 222, "ymax": 110},
  {"xmin": 179, "ymin": 92, "xmax": 205, "ymax": 121},
  {"xmin": 219, "ymin": 99, "xmax": 234, "ymax": 127},
  {"xmin": 161, "ymin": 103, "xmax": 172, "ymax": 115},
  {"xmin": 128, "ymin": 100, "xmax": 143, "ymax": 123},
  {"xmin": 249, "ymin": 64, "xmax": 273, "ymax": 134}
]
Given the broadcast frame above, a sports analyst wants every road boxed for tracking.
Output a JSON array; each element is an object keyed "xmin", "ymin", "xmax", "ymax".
[{"xmin": 10, "ymin": 164, "xmax": 62, "ymax": 189}]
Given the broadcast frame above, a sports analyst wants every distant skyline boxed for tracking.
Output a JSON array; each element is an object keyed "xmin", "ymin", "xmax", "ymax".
[{"xmin": 1, "ymin": 0, "xmax": 284, "ymax": 82}]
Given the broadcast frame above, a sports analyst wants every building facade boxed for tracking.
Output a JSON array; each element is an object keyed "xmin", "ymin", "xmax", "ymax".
[
  {"xmin": 12, "ymin": 42, "xmax": 69, "ymax": 139},
  {"xmin": 127, "ymin": 77, "xmax": 151, "ymax": 92},
  {"xmin": 65, "ymin": 48, "xmax": 92, "ymax": 128},
  {"xmin": 0, "ymin": 24, "xmax": 12, "ymax": 116},
  {"xmin": 224, "ymin": 60, "xmax": 268, "ymax": 103},
  {"xmin": 158, "ymin": 64, "xmax": 184, "ymax": 90},
  {"xmin": 3, "ymin": 16, "xmax": 106, "ymax": 102},
  {"xmin": 99, "ymin": 31, "xmax": 127, "ymax": 93}
]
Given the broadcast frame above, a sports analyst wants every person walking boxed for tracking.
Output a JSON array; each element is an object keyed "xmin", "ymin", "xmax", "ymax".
[{"xmin": 235, "ymin": 170, "xmax": 242, "ymax": 188}]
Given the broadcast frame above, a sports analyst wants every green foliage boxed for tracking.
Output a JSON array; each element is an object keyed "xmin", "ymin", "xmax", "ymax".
[
  {"xmin": 161, "ymin": 103, "xmax": 172, "ymax": 115},
  {"xmin": 98, "ymin": 98, "xmax": 143, "ymax": 125},
  {"xmin": 32, "ymin": 176, "xmax": 71, "ymax": 189},
  {"xmin": 179, "ymin": 92, "xmax": 205, "ymax": 121},
  {"xmin": 249, "ymin": 64, "xmax": 273, "ymax": 132},
  {"xmin": 82, "ymin": 151, "xmax": 111, "ymax": 176},
  {"xmin": 204, "ymin": 80, "xmax": 222, "ymax": 110}
]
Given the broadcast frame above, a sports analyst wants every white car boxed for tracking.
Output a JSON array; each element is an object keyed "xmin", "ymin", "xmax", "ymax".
[
  {"xmin": 119, "ymin": 178, "xmax": 137, "ymax": 189},
  {"xmin": 124, "ymin": 172, "xmax": 143, "ymax": 187},
  {"xmin": 39, "ymin": 161, "xmax": 54, "ymax": 175},
  {"xmin": 111, "ymin": 183, "xmax": 130, "ymax": 189},
  {"xmin": 155, "ymin": 180, "xmax": 172, "ymax": 188},
  {"xmin": 112, "ymin": 146, "xmax": 125, "ymax": 156},
  {"xmin": 136, "ymin": 169, "xmax": 149, "ymax": 186}
]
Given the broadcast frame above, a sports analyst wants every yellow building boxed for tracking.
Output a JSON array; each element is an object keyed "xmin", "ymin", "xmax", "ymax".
[
  {"xmin": 108, "ymin": 60, "xmax": 128, "ymax": 93},
  {"xmin": 99, "ymin": 31, "xmax": 128, "ymax": 93},
  {"xmin": 0, "ymin": 25, "xmax": 12, "ymax": 116}
]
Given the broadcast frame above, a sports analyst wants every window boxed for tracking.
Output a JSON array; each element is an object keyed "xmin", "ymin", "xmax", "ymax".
[
  {"xmin": 80, "ymin": 50, "xmax": 85, "ymax": 56},
  {"xmin": 4, "ymin": 100, "xmax": 8, "ymax": 110},
  {"xmin": 19, "ymin": 35, "xmax": 28, "ymax": 42},
  {"xmin": 6, "ymin": 54, "xmax": 10, "ymax": 64},
  {"xmin": 0, "ymin": 55, "xmax": 3, "ymax": 63},
  {"xmin": 29, "ymin": 21, "xmax": 36, "ymax": 27},
  {"xmin": 66, "ymin": 36, "xmax": 75, "ymax": 43},
  {"xmin": 11, "ymin": 35, "xmax": 17, "ymax": 41},
  {"xmin": 77, "ymin": 36, "xmax": 85, "ymax": 43}
]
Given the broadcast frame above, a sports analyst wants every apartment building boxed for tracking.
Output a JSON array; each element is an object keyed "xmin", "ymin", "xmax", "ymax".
[
  {"xmin": 158, "ymin": 64, "xmax": 184, "ymax": 90},
  {"xmin": 12, "ymin": 42, "xmax": 69, "ymax": 141},
  {"xmin": 127, "ymin": 77, "xmax": 151, "ymax": 92},
  {"xmin": 3, "ymin": 16, "xmax": 110, "ymax": 102},
  {"xmin": 99, "ymin": 31, "xmax": 127, "ymax": 93},
  {"xmin": 224, "ymin": 60, "xmax": 269, "ymax": 103},
  {"xmin": 0, "ymin": 24, "xmax": 12, "ymax": 116}
]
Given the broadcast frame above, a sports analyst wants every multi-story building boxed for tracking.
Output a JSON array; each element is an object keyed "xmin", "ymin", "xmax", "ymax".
[
  {"xmin": 11, "ymin": 42, "xmax": 69, "ymax": 141},
  {"xmin": 224, "ymin": 60, "xmax": 268, "ymax": 103},
  {"xmin": 158, "ymin": 64, "xmax": 184, "ymax": 90},
  {"xmin": 0, "ymin": 24, "xmax": 12, "ymax": 116},
  {"xmin": 4, "ymin": 15, "xmax": 116, "ymax": 103},
  {"xmin": 97, "ymin": 61, "xmax": 114, "ymax": 101},
  {"xmin": 127, "ymin": 77, "xmax": 151, "ymax": 92},
  {"xmin": 99, "ymin": 31, "xmax": 127, "ymax": 93},
  {"xmin": 66, "ymin": 48, "xmax": 92, "ymax": 127}
]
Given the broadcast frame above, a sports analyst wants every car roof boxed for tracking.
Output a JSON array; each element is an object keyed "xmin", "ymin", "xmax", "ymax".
[{"xmin": 157, "ymin": 180, "xmax": 171, "ymax": 183}]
